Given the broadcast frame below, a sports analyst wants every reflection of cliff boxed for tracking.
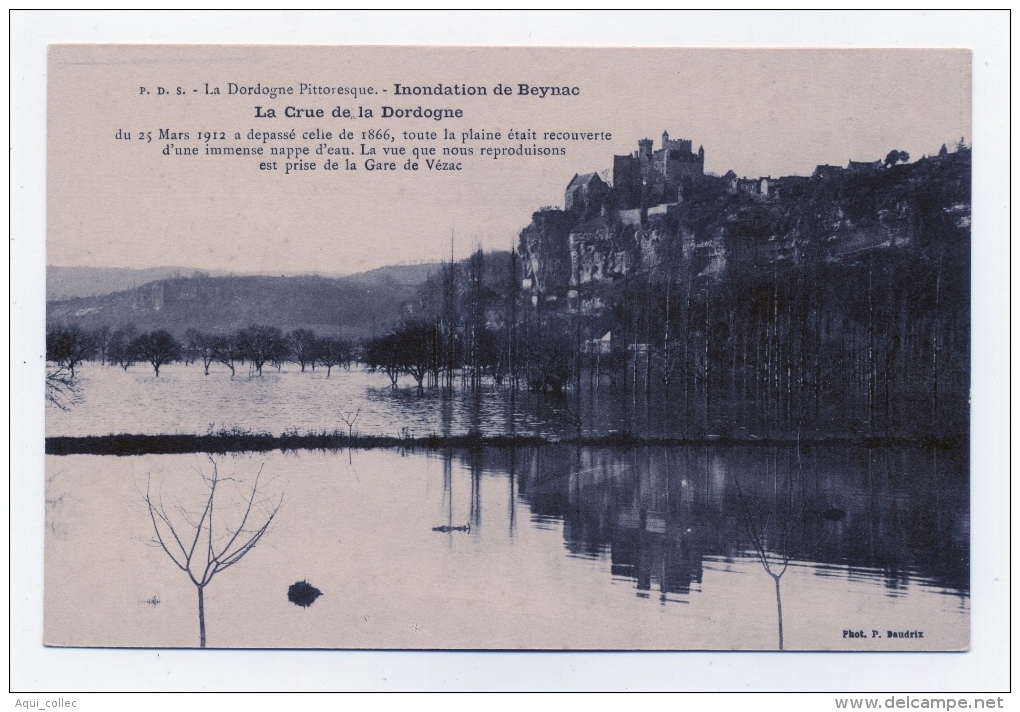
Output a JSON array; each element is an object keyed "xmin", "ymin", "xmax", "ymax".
[{"xmin": 461, "ymin": 445, "xmax": 969, "ymax": 599}]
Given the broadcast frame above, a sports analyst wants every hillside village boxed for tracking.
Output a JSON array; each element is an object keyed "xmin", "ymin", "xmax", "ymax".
[{"xmin": 519, "ymin": 131, "xmax": 970, "ymax": 305}]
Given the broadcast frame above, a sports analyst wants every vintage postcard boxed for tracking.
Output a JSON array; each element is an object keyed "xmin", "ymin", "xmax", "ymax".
[{"xmin": 44, "ymin": 45, "xmax": 971, "ymax": 651}]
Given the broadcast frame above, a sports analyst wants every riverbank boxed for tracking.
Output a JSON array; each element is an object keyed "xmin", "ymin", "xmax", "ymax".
[{"xmin": 44, "ymin": 430, "xmax": 965, "ymax": 456}]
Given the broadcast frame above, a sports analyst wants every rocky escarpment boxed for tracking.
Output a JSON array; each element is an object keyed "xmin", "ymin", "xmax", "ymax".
[
  {"xmin": 518, "ymin": 208, "xmax": 575, "ymax": 297},
  {"xmin": 519, "ymin": 147, "xmax": 970, "ymax": 296}
]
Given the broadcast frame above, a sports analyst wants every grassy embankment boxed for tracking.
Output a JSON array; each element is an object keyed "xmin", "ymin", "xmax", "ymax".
[{"xmin": 44, "ymin": 429, "xmax": 963, "ymax": 456}]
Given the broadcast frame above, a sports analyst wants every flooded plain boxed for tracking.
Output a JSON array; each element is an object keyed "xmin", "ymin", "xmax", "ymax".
[
  {"xmin": 45, "ymin": 444, "xmax": 968, "ymax": 650},
  {"xmin": 45, "ymin": 361, "xmax": 919, "ymax": 441}
]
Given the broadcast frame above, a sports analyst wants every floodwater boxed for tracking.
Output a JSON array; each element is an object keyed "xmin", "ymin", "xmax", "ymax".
[
  {"xmin": 44, "ymin": 361, "xmax": 884, "ymax": 440},
  {"xmin": 44, "ymin": 445, "xmax": 969, "ymax": 650},
  {"xmin": 47, "ymin": 362, "xmax": 657, "ymax": 440}
]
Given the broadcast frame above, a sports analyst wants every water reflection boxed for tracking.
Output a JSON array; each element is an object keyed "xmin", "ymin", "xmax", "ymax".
[
  {"xmin": 46, "ymin": 444, "xmax": 968, "ymax": 649},
  {"xmin": 442, "ymin": 445, "xmax": 969, "ymax": 599}
]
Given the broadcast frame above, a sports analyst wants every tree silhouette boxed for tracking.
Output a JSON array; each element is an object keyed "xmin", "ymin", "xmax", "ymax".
[
  {"xmin": 107, "ymin": 326, "xmax": 139, "ymax": 371},
  {"xmin": 92, "ymin": 325, "xmax": 112, "ymax": 365},
  {"xmin": 364, "ymin": 320, "xmax": 449, "ymax": 390},
  {"xmin": 314, "ymin": 336, "xmax": 351, "ymax": 377},
  {"xmin": 145, "ymin": 456, "xmax": 283, "ymax": 648},
  {"xmin": 287, "ymin": 329, "xmax": 317, "ymax": 372},
  {"xmin": 733, "ymin": 455, "xmax": 802, "ymax": 651},
  {"xmin": 884, "ymin": 149, "xmax": 910, "ymax": 167},
  {"xmin": 131, "ymin": 329, "xmax": 182, "ymax": 377},
  {"xmin": 45, "ymin": 366, "xmax": 80, "ymax": 411},
  {"xmin": 238, "ymin": 325, "xmax": 286, "ymax": 376},
  {"xmin": 338, "ymin": 406, "xmax": 361, "ymax": 463},
  {"xmin": 46, "ymin": 325, "xmax": 94, "ymax": 377},
  {"xmin": 394, "ymin": 320, "xmax": 440, "ymax": 390},
  {"xmin": 185, "ymin": 329, "xmax": 216, "ymax": 375},
  {"xmin": 524, "ymin": 330, "xmax": 574, "ymax": 394},
  {"xmin": 212, "ymin": 334, "xmax": 242, "ymax": 377},
  {"xmin": 363, "ymin": 332, "xmax": 403, "ymax": 388}
]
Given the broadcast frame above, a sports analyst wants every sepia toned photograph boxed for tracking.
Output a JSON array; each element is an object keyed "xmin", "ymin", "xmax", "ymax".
[{"xmin": 42, "ymin": 43, "xmax": 973, "ymax": 655}]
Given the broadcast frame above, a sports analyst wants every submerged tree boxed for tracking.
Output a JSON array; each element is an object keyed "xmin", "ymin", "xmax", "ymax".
[
  {"xmin": 363, "ymin": 332, "xmax": 402, "ymax": 387},
  {"xmin": 524, "ymin": 330, "xmax": 574, "ymax": 394},
  {"xmin": 394, "ymin": 320, "xmax": 440, "ymax": 390},
  {"xmin": 337, "ymin": 406, "xmax": 361, "ymax": 463},
  {"xmin": 237, "ymin": 325, "xmax": 287, "ymax": 376},
  {"xmin": 131, "ymin": 329, "xmax": 183, "ymax": 377},
  {"xmin": 314, "ymin": 336, "xmax": 351, "ymax": 377},
  {"xmin": 212, "ymin": 334, "xmax": 242, "ymax": 377},
  {"xmin": 287, "ymin": 328, "xmax": 317, "ymax": 372},
  {"xmin": 108, "ymin": 326, "xmax": 139, "ymax": 371},
  {"xmin": 185, "ymin": 329, "xmax": 217, "ymax": 376},
  {"xmin": 363, "ymin": 321, "xmax": 440, "ymax": 390},
  {"xmin": 145, "ymin": 456, "xmax": 283, "ymax": 648},
  {"xmin": 46, "ymin": 325, "xmax": 94, "ymax": 377}
]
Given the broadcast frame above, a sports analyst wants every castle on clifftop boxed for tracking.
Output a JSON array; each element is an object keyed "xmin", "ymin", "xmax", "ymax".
[
  {"xmin": 612, "ymin": 131, "xmax": 705, "ymax": 210},
  {"xmin": 561, "ymin": 131, "xmax": 705, "ymax": 216}
]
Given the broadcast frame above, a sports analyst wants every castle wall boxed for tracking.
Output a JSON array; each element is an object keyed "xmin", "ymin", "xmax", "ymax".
[{"xmin": 612, "ymin": 131, "xmax": 703, "ymax": 212}]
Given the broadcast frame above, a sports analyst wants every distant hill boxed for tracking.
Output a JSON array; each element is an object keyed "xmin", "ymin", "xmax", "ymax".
[
  {"xmin": 47, "ymin": 266, "xmax": 210, "ymax": 301},
  {"xmin": 46, "ymin": 264, "xmax": 442, "ymax": 339},
  {"xmin": 344, "ymin": 263, "xmax": 442, "ymax": 288},
  {"xmin": 46, "ymin": 263, "xmax": 442, "ymax": 301}
]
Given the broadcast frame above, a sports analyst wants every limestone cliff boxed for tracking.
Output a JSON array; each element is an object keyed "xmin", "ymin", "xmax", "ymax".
[
  {"xmin": 518, "ymin": 208, "xmax": 575, "ymax": 298},
  {"xmin": 519, "ymin": 147, "xmax": 970, "ymax": 297}
]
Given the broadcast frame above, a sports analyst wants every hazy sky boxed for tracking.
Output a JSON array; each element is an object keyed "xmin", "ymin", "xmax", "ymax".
[{"xmin": 48, "ymin": 46, "xmax": 970, "ymax": 275}]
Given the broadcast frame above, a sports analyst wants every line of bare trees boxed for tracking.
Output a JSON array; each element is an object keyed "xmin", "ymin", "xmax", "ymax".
[
  {"xmin": 354, "ymin": 230, "xmax": 966, "ymax": 443},
  {"xmin": 391, "ymin": 248, "xmax": 574, "ymax": 396},
  {"xmin": 366, "ymin": 151, "xmax": 969, "ymax": 442},
  {"xmin": 45, "ymin": 324, "xmax": 355, "ymax": 378},
  {"xmin": 569, "ymin": 243, "xmax": 967, "ymax": 442},
  {"xmin": 45, "ymin": 231, "xmax": 967, "ymax": 441}
]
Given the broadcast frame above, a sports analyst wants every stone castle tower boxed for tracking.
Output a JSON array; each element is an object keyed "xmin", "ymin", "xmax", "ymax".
[{"xmin": 612, "ymin": 131, "xmax": 704, "ymax": 210}]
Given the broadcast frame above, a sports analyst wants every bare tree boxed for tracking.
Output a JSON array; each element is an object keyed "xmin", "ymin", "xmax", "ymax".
[
  {"xmin": 108, "ymin": 326, "xmax": 139, "ymax": 371},
  {"xmin": 338, "ymin": 407, "xmax": 361, "ymax": 463},
  {"xmin": 185, "ymin": 329, "xmax": 217, "ymax": 375},
  {"xmin": 287, "ymin": 329, "xmax": 317, "ymax": 372},
  {"xmin": 46, "ymin": 325, "xmax": 94, "ymax": 377},
  {"xmin": 733, "ymin": 458, "xmax": 800, "ymax": 651},
  {"xmin": 92, "ymin": 325, "xmax": 112, "ymax": 366},
  {"xmin": 314, "ymin": 336, "xmax": 349, "ymax": 377},
  {"xmin": 145, "ymin": 456, "xmax": 283, "ymax": 648},
  {"xmin": 45, "ymin": 366, "xmax": 80, "ymax": 411},
  {"xmin": 131, "ymin": 329, "xmax": 182, "ymax": 377},
  {"xmin": 237, "ymin": 325, "xmax": 286, "ymax": 376},
  {"xmin": 212, "ymin": 334, "xmax": 242, "ymax": 377}
]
